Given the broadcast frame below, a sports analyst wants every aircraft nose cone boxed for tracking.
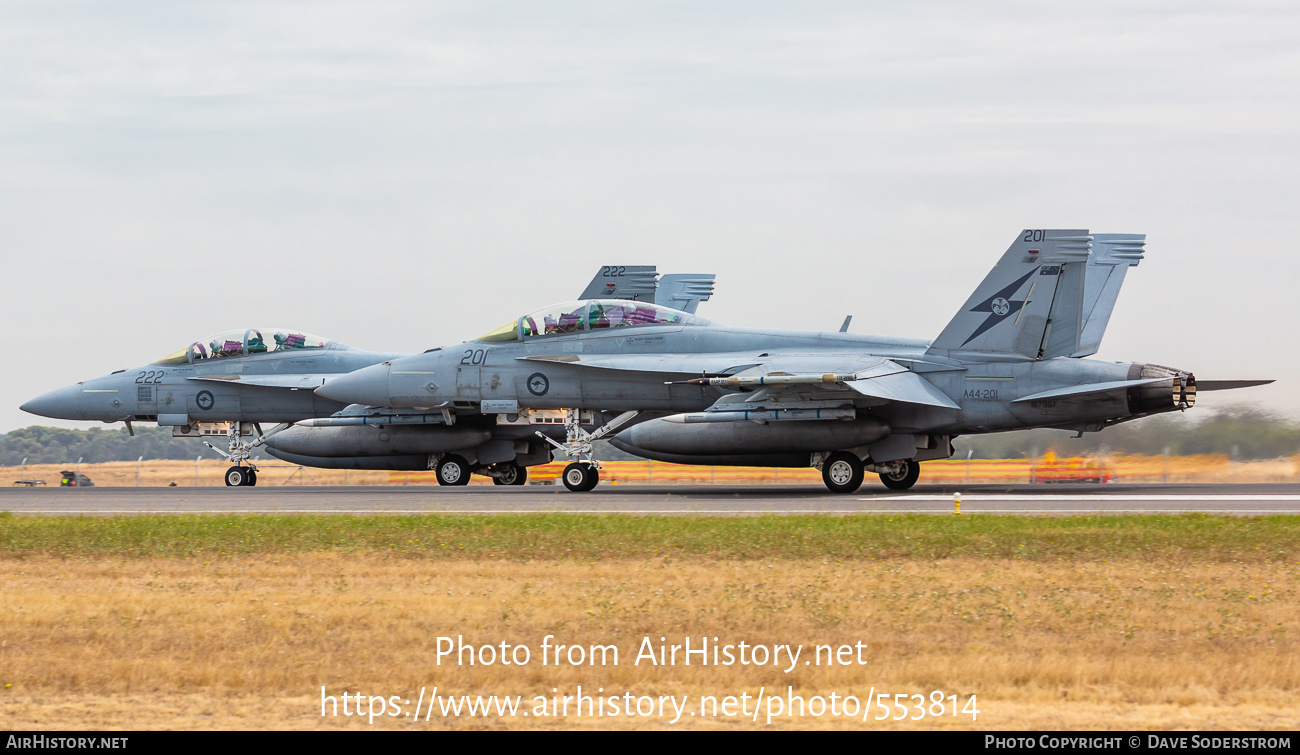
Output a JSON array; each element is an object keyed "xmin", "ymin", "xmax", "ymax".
[
  {"xmin": 317, "ymin": 363, "xmax": 391, "ymax": 406},
  {"xmin": 20, "ymin": 384, "xmax": 83, "ymax": 420}
]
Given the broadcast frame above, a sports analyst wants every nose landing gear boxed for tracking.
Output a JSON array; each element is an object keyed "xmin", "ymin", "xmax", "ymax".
[
  {"xmin": 224, "ymin": 466, "xmax": 257, "ymax": 487},
  {"xmin": 561, "ymin": 462, "xmax": 599, "ymax": 492},
  {"xmin": 536, "ymin": 409, "xmax": 641, "ymax": 492},
  {"xmin": 210, "ymin": 422, "xmax": 292, "ymax": 487}
]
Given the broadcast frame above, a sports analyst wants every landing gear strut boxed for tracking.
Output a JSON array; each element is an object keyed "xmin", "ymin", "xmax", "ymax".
[
  {"xmin": 208, "ymin": 422, "xmax": 292, "ymax": 488},
  {"xmin": 536, "ymin": 409, "xmax": 640, "ymax": 492}
]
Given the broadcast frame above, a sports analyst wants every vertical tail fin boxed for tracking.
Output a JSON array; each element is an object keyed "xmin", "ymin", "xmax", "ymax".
[
  {"xmin": 1072, "ymin": 234, "xmax": 1145, "ymax": 357},
  {"xmin": 577, "ymin": 266, "xmax": 659, "ymax": 301},
  {"xmin": 926, "ymin": 229, "xmax": 1094, "ymax": 358}
]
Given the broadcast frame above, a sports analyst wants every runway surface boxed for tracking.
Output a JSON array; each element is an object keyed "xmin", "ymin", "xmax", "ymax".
[{"xmin": 4, "ymin": 483, "xmax": 1300, "ymax": 515}]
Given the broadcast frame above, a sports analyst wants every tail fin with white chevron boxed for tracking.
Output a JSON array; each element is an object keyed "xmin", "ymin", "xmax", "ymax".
[{"xmin": 926, "ymin": 229, "xmax": 1144, "ymax": 359}]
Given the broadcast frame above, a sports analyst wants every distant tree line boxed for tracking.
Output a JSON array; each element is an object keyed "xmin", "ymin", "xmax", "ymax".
[
  {"xmin": 2, "ymin": 405, "xmax": 1298, "ymax": 466},
  {"xmin": 0, "ymin": 426, "xmax": 206, "ymax": 466}
]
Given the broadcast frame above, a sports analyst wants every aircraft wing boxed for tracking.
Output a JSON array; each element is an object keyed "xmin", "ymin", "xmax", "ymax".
[
  {"xmin": 843, "ymin": 370, "xmax": 960, "ymax": 409},
  {"xmin": 520, "ymin": 353, "xmax": 962, "ymax": 410},
  {"xmin": 296, "ymin": 403, "xmax": 454, "ymax": 427}
]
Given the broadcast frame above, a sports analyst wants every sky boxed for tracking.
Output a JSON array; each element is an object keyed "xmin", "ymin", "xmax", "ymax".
[{"xmin": 2, "ymin": 1, "xmax": 1298, "ymax": 433}]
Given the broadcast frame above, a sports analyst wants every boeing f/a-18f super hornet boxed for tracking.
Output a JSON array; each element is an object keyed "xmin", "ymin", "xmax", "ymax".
[
  {"xmin": 314, "ymin": 229, "xmax": 1270, "ymax": 493},
  {"xmin": 19, "ymin": 267, "xmax": 714, "ymax": 487}
]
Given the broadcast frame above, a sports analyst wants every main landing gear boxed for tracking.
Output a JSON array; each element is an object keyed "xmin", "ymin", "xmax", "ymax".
[
  {"xmin": 821, "ymin": 452, "xmax": 865, "ymax": 494},
  {"xmin": 434, "ymin": 458, "xmax": 528, "ymax": 486},
  {"xmin": 211, "ymin": 422, "xmax": 292, "ymax": 487},
  {"xmin": 817, "ymin": 454, "xmax": 922, "ymax": 494},
  {"xmin": 878, "ymin": 459, "xmax": 921, "ymax": 491},
  {"xmin": 536, "ymin": 409, "xmax": 642, "ymax": 493},
  {"xmin": 436, "ymin": 454, "xmax": 472, "ymax": 486},
  {"xmin": 491, "ymin": 462, "xmax": 528, "ymax": 486}
]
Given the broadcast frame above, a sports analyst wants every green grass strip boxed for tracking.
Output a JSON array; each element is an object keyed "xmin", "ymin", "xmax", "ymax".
[{"xmin": 0, "ymin": 512, "xmax": 1297, "ymax": 562}]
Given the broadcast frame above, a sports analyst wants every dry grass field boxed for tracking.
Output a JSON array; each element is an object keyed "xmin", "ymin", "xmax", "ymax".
[
  {"xmin": 3, "ymin": 454, "xmax": 1297, "ymax": 488},
  {"xmin": 2, "ymin": 460, "xmax": 395, "ymax": 488},
  {"xmin": 1, "ymin": 515, "xmax": 1298, "ymax": 730}
]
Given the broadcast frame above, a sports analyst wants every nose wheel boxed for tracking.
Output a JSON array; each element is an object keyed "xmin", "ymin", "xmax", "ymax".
[
  {"xmin": 224, "ymin": 466, "xmax": 257, "ymax": 487},
  {"xmin": 562, "ymin": 463, "xmax": 599, "ymax": 492}
]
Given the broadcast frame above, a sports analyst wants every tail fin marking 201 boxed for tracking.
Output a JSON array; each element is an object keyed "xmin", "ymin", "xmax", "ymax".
[{"xmin": 927, "ymin": 229, "xmax": 1092, "ymax": 358}]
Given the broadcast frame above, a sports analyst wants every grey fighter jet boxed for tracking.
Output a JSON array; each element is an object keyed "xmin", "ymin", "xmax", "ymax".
[
  {"xmin": 19, "ymin": 267, "xmax": 714, "ymax": 487},
  {"xmin": 313, "ymin": 229, "xmax": 1270, "ymax": 493}
]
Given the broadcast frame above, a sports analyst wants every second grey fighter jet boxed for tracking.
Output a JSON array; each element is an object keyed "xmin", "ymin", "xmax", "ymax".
[
  {"xmin": 20, "ymin": 266, "xmax": 715, "ymax": 486},
  {"xmin": 314, "ymin": 229, "xmax": 1270, "ymax": 493}
]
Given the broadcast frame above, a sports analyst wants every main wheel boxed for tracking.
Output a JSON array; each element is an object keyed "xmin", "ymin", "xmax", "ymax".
[
  {"xmin": 436, "ymin": 455, "xmax": 471, "ymax": 486},
  {"xmin": 879, "ymin": 459, "xmax": 921, "ymax": 490},
  {"xmin": 821, "ymin": 452, "xmax": 864, "ymax": 494},
  {"xmin": 491, "ymin": 463, "xmax": 527, "ymax": 486},
  {"xmin": 246, "ymin": 469, "xmax": 258, "ymax": 487},
  {"xmin": 224, "ymin": 466, "xmax": 249, "ymax": 487},
  {"xmin": 562, "ymin": 463, "xmax": 599, "ymax": 492}
]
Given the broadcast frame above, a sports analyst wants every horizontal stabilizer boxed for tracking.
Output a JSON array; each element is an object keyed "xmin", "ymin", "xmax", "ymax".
[
  {"xmin": 1011, "ymin": 377, "xmax": 1168, "ymax": 403},
  {"xmin": 846, "ymin": 371, "xmax": 960, "ymax": 409},
  {"xmin": 188, "ymin": 374, "xmax": 327, "ymax": 389},
  {"xmin": 1195, "ymin": 380, "xmax": 1274, "ymax": 392}
]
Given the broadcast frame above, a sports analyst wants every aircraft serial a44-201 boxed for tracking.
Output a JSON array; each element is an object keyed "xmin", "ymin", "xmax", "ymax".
[
  {"xmin": 310, "ymin": 229, "xmax": 1271, "ymax": 493},
  {"xmin": 19, "ymin": 267, "xmax": 714, "ymax": 487}
]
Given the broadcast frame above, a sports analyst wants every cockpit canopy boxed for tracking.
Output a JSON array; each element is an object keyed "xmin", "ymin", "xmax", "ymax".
[
  {"xmin": 154, "ymin": 329, "xmax": 332, "ymax": 365},
  {"xmin": 476, "ymin": 299, "xmax": 705, "ymax": 342}
]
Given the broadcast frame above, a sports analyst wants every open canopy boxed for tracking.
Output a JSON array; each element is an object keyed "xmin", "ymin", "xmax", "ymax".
[
  {"xmin": 476, "ymin": 299, "xmax": 706, "ymax": 342},
  {"xmin": 155, "ymin": 329, "xmax": 332, "ymax": 365}
]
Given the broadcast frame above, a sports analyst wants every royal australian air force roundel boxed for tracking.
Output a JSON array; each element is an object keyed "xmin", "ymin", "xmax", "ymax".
[{"xmin": 526, "ymin": 372, "xmax": 550, "ymax": 396}]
